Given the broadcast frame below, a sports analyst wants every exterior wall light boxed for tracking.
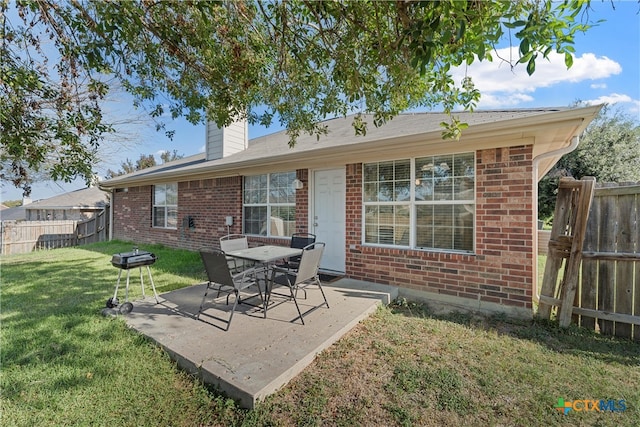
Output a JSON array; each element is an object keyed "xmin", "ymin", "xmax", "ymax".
[{"xmin": 293, "ymin": 178, "xmax": 304, "ymax": 190}]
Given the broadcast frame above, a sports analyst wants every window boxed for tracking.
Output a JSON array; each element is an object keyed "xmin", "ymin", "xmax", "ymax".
[
  {"xmin": 243, "ymin": 172, "xmax": 296, "ymax": 237},
  {"xmin": 363, "ymin": 153, "xmax": 475, "ymax": 252},
  {"xmin": 153, "ymin": 183, "xmax": 178, "ymax": 228}
]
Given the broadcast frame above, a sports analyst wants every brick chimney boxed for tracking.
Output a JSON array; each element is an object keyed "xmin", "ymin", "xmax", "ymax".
[{"xmin": 205, "ymin": 120, "xmax": 248, "ymax": 161}]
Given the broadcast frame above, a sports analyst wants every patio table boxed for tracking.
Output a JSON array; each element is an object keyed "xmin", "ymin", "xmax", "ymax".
[{"xmin": 224, "ymin": 245, "xmax": 303, "ymax": 318}]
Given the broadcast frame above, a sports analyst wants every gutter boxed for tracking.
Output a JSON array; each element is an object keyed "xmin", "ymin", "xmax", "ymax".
[{"xmin": 531, "ymin": 135, "xmax": 580, "ymax": 303}]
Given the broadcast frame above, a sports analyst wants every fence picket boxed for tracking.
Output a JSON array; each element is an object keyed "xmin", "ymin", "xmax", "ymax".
[
  {"xmin": 614, "ymin": 193, "xmax": 635, "ymax": 338},
  {"xmin": 580, "ymin": 191, "xmax": 599, "ymax": 331},
  {"xmin": 597, "ymin": 184, "xmax": 617, "ymax": 335}
]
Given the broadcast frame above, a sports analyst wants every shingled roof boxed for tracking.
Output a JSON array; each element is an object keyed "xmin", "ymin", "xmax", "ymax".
[{"xmin": 100, "ymin": 106, "xmax": 601, "ymax": 188}]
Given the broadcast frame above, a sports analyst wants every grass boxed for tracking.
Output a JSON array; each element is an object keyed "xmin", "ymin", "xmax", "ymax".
[{"xmin": 2, "ymin": 242, "xmax": 639, "ymax": 426}]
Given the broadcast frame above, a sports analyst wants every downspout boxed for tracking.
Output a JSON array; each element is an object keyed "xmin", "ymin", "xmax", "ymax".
[
  {"xmin": 108, "ymin": 188, "xmax": 114, "ymax": 241},
  {"xmin": 531, "ymin": 135, "xmax": 580, "ymax": 303}
]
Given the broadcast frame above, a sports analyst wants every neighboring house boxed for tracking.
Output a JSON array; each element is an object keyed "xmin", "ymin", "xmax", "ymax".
[
  {"xmin": 0, "ymin": 205, "xmax": 26, "ymax": 222},
  {"xmin": 99, "ymin": 106, "xmax": 602, "ymax": 318},
  {"xmin": 23, "ymin": 186, "xmax": 110, "ymax": 221}
]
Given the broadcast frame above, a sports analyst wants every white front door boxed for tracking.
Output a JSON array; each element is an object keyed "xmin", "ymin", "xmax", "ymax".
[{"xmin": 312, "ymin": 168, "xmax": 346, "ymax": 273}]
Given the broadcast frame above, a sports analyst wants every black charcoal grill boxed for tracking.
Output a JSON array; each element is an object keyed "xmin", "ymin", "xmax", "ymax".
[
  {"xmin": 107, "ymin": 248, "xmax": 160, "ymax": 313},
  {"xmin": 111, "ymin": 250, "xmax": 157, "ymax": 269}
]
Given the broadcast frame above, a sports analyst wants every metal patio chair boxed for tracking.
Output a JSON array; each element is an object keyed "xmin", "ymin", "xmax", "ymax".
[
  {"xmin": 220, "ymin": 234, "xmax": 253, "ymax": 273},
  {"xmin": 196, "ymin": 249, "xmax": 263, "ymax": 331},
  {"xmin": 281, "ymin": 232, "xmax": 316, "ymax": 271},
  {"xmin": 269, "ymin": 242, "xmax": 329, "ymax": 325}
]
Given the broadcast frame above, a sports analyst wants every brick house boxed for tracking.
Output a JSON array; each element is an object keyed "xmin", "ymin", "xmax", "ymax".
[{"xmin": 100, "ymin": 106, "xmax": 601, "ymax": 318}]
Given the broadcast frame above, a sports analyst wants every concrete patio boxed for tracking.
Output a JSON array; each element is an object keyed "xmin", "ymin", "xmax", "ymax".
[{"xmin": 120, "ymin": 278, "xmax": 398, "ymax": 408}]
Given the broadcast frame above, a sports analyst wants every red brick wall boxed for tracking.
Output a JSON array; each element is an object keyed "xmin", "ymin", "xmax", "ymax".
[
  {"xmin": 112, "ymin": 149, "xmax": 535, "ymax": 310},
  {"xmin": 112, "ymin": 171, "xmax": 310, "ymax": 251},
  {"xmin": 345, "ymin": 146, "xmax": 535, "ymax": 310}
]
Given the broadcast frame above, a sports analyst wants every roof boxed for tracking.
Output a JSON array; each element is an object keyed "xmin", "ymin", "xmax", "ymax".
[
  {"xmin": 100, "ymin": 106, "xmax": 602, "ymax": 189},
  {"xmin": 0, "ymin": 205, "xmax": 26, "ymax": 221},
  {"xmin": 24, "ymin": 186, "xmax": 109, "ymax": 210}
]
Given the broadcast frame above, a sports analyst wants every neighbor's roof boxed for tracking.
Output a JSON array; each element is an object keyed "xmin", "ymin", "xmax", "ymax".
[
  {"xmin": 24, "ymin": 186, "xmax": 109, "ymax": 210},
  {"xmin": 100, "ymin": 106, "xmax": 602, "ymax": 188}
]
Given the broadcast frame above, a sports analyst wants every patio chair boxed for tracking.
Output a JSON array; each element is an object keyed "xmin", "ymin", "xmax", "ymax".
[
  {"xmin": 269, "ymin": 242, "xmax": 328, "ymax": 325},
  {"xmin": 219, "ymin": 234, "xmax": 253, "ymax": 273},
  {"xmin": 196, "ymin": 249, "xmax": 263, "ymax": 331},
  {"xmin": 281, "ymin": 232, "xmax": 316, "ymax": 271}
]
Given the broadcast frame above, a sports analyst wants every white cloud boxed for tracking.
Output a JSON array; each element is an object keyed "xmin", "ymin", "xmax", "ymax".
[
  {"xmin": 478, "ymin": 92, "xmax": 535, "ymax": 108},
  {"xmin": 590, "ymin": 83, "xmax": 607, "ymax": 89},
  {"xmin": 453, "ymin": 48, "xmax": 622, "ymax": 95},
  {"xmin": 583, "ymin": 93, "xmax": 640, "ymax": 115},
  {"xmin": 583, "ymin": 93, "xmax": 632, "ymax": 105}
]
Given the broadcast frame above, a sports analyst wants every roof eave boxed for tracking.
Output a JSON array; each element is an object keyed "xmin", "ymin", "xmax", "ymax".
[{"xmin": 100, "ymin": 105, "xmax": 603, "ymax": 189}]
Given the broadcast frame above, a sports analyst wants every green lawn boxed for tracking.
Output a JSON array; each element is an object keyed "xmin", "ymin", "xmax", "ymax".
[{"xmin": 2, "ymin": 242, "xmax": 639, "ymax": 426}]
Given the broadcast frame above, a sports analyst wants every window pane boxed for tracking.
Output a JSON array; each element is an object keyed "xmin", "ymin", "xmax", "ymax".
[
  {"xmin": 153, "ymin": 207, "xmax": 165, "ymax": 227},
  {"xmin": 243, "ymin": 206, "xmax": 267, "ymax": 236},
  {"xmin": 433, "ymin": 205, "xmax": 453, "ymax": 227},
  {"xmin": 378, "ymin": 182, "xmax": 393, "ymax": 202},
  {"xmin": 364, "ymin": 163, "xmax": 378, "ymax": 183},
  {"xmin": 269, "ymin": 172, "xmax": 295, "ymax": 204},
  {"xmin": 395, "ymin": 205, "xmax": 410, "ymax": 245},
  {"xmin": 434, "ymin": 226, "xmax": 454, "ymax": 249},
  {"xmin": 394, "ymin": 180, "xmax": 411, "ymax": 201},
  {"xmin": 415, "ymin": 157, "xmax": 434, "ymax": 201},
  {"xmin": 416, "ymin": 205, "xmax": 434, "ymax": 248},
  {"xmin": 415, "ymin": 179, "xmax": 433, "ymax": 201},
  {"xmin": 378, "ymin": 205, "xmax": 394, "ymax": 244},
  {"xmin": 244, "ymin": 175, "xmax": 267, "ymax": 203},
  {"xmin": 166, "ymin": 207, "xmax": 178, "ymax": 228},
  {"xmin": 154, "ymin": 186, "xmax": 166, "ymax": 205},
  {"xmin": 270, "ymin": 206, "xmax": 295, "ymax": 237},
  {"xmin": 379, "ymin": 162, "xmax": 393, "ymax": 182},
  {"xmin": 364, "ymin": 206, "xmax": 379, "ymax": 244},
  {"xmin": 166, "ymin": 183, "xmax": 178, "ymax": 205},
  {"xmin": 433, "ymin": 155, "xmax": 452, "ymax": 200},
  {"xmin": 454, "ymin": 204, "xmax": 474, "ymax": 251},
  {"xmin": 364, "ymin": 182, "xmax": 378, "ymax": 202},
  {"xmin": 433, "ymin": 155, "xmax": 453, "ymax": 178},
  {"xmin": 454, "ymin": 153, "xmax": 475, "ymax": 177},
  {"xmin": 453, "ymin": 177, "xmax": 474, "ymax": 200},
  {"xmin": 394, "ymin": 160, "xmax": 410, "ymax": 180}
]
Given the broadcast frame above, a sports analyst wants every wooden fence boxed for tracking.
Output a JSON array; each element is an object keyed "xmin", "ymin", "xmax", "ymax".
[
  {"xmin": 575, "ymin": 182, "xmax": 640, "ymax": 340},
  {"xmin": 0, "ymin": 208, "xmax": 109, "ymax": 255}
]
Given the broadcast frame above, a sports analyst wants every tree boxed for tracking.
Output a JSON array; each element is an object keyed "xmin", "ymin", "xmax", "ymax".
[
  {"xmin": 538, "ymin": 105, "xmax": 640, "ymax": 220},
  {"xmin": 105, "ymin": 150, "xmax": 183, "ymax": 179},
  {"xmin": 159, "ymin": 149, "xmax": 183, "ymax": 164},
  {"xmin": 2, "ymin": 0, "xmax": 596, "ymax": 196}
]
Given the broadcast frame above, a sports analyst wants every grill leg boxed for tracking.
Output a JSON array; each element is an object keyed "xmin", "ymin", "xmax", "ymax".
[
  {"xmin": 124, "ymin": 270, "xmax": 131, "ymax": 302},
  {"xmin": 146, "ymin": 266, "xmax": 160, "ymax": 303},
  {"xmin": 113, "ymin": 269, "xmax": 123, "ymax": 301},
  {"xmin": 139, "ymin": 267, "xmax": 145, "ymax": 298}
]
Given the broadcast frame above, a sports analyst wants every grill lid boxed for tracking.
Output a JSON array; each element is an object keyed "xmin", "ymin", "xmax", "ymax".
[{"xmin": 111, "ymin": 250, "xmax": 157, "ymax": 269}]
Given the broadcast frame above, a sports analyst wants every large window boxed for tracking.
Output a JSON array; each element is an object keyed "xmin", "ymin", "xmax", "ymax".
[
  {"xmin": 153, "ymin": 183, "xmax": 178, "ymax": 228},
  {"xmin": 243, "ymin": 172, "xmax": 296, "ymax": 237},
  {"xmin": 364, "ymin": 153, "xmax": 475, "ymax": 252}
]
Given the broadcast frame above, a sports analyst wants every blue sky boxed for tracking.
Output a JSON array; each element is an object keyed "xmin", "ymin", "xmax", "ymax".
[{"xmin": 2, "ymin": 1, "xmax": 639, "ymax": 202}]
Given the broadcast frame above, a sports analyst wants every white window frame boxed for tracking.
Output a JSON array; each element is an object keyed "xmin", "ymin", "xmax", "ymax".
[
  {"xmin": 363, "ymin": 153, "xmax": 475, "ymax": 253},
  {"xmin": 152, "ymin": 183, "xmax": 178, "ymax": 229},
  {"xmin": 243, "ymin": 172, "xmax": 296, "ymax": 237}
]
